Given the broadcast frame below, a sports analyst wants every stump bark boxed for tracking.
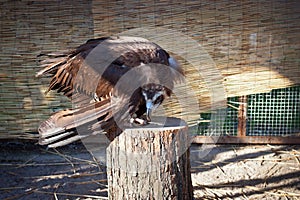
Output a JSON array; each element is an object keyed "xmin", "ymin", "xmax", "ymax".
[{"xmin": 107, "ymin": 117, "xmax": 193, "ymax": 200}]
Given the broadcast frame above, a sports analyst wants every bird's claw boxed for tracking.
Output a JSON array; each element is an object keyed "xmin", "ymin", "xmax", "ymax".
[{"xmin": 130, "ymin": 117, "xmax": 149, "ymax": 125}]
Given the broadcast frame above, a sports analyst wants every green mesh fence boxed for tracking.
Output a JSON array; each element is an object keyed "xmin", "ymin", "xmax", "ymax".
[
  {"xmin": 247, "ymin": 86, "xmax": 300, "ymax": 136},
  {"xmin": 198, "ymin": 86, "xmax": 300, "ymax": 136}
]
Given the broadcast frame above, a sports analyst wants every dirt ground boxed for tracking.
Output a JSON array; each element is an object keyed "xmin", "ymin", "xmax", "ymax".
[
  {"xmin": 1, "ymin": 141, "xmax": 299, "ymax": 200},
  {"xmin": 191, "ymin": 144, "xmax": 300, "ymax": 199}
]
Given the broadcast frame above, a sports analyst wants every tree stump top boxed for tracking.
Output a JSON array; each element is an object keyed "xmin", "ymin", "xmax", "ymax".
[{"xmin": 125, "ymin": 116, "xmax": 187, "ymax": 131}]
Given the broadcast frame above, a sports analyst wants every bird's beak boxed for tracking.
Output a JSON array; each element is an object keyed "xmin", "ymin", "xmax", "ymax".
[{"xmin": 146, "ymin": 100, "xmax": 153, "ymax": 122}]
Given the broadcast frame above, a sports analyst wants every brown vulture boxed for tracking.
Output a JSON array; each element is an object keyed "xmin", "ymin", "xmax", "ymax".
[{"xmin": 36, "ymin": 36, "xmax": 183, "ymax": 148}]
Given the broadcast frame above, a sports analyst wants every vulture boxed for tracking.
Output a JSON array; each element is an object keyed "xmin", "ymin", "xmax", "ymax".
[{"xmin": 37, "ymin": 36, "xmax": 183, "ymax": 148}]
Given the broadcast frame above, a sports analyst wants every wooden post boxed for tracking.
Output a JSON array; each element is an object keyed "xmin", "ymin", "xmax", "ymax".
[
  {"xmin": 106, "ymin": 117, "xmax": 193, "ymax": 200},
  {"xmin": 237, "ymin": 95, "xmax": 247, "ymax": 137}
]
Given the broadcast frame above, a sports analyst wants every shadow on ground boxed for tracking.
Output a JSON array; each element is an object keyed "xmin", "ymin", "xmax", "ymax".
[{"xmin": 1, "ymin": 142, "xmax": 299, "ymax": 199}]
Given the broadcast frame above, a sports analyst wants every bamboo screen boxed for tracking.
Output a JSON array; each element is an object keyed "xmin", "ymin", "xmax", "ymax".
[
  {"xmin": 0, "ymin": 0, "xmax": 299, "ymax": 138},
  {"xmin": 0, "ymin": 1, "xmax": 94, "ymax": 138}
]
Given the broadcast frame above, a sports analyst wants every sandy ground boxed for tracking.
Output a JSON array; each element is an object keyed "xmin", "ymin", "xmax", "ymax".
[
  {"xmin": 1, "ymin": 141, "xmax": 299, "ymax": 200},
  {"xmin": 191, "ymin": 144, "xmax": 300, "ymax": 199}
]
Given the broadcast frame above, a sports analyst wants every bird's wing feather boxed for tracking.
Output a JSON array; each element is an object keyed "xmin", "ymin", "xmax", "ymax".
[{"xmin": 36, "ymin": 37, "xmax": 175, "ymax": 102}]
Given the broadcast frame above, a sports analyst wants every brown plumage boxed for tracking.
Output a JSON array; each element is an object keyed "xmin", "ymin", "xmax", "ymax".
[{"xmin": 37, "ymin": 36, "xmax": 183, "ymax": 148}]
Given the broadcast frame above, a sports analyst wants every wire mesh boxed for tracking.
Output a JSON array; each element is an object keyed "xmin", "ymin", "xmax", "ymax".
[
  {"xmin": 198, "ymin": 86, "xmax": 300, "ymax": 137},
  {"xmin": 247, "ymin": 86, "xmax": 300, "ymax": 136},
  {"xmin": 198, "ymin": 97, "xmax": 238, "ymax": 136}
]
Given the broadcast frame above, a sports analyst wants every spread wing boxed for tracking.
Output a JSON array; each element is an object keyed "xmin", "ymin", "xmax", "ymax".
[
  {"xmin": 37, "ymin": 36, "xmax": 183, "ymax": 147},
  {"xmin": 37, "ymin": 36, "xmax": 174, "ymax": 104}
]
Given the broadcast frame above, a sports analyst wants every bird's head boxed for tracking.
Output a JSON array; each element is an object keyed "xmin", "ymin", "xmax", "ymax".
[{"xmin": 141, "ymin": 84, "xmax": 167, "ymax": 122}]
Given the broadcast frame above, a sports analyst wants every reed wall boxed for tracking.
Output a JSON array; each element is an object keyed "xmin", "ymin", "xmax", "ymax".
[{"xmin": 0, "ymin": 0, "xmax": 299, "ymax": 137}]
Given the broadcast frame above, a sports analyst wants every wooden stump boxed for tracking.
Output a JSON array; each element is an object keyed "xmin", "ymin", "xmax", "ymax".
[{"xmin": 107, "ymin": 117, "xmax": 193, "ymax": 200}]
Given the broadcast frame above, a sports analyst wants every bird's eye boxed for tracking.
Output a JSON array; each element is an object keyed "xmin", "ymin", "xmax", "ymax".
[
  {"xmin": 152, "ymin": 91, "xmax": 164, "ymax": 102},
  {"xmin": 153, "ymin": 94, "xmax": 163, "ymax": 105}
]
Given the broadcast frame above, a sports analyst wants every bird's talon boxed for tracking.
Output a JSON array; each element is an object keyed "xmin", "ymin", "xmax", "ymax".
[{"xmin": 130, "ymin": 117, "xmax": 149, "ymax": 125}]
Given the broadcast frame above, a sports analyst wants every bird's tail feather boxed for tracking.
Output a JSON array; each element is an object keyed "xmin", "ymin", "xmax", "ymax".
[
  {"xmin": 36, "ymin": 58, "xmax": 67, "ymax": 77},
  {"xmin": 38, "ymin": 99, "xmax": 115, "ymax": 148}
]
